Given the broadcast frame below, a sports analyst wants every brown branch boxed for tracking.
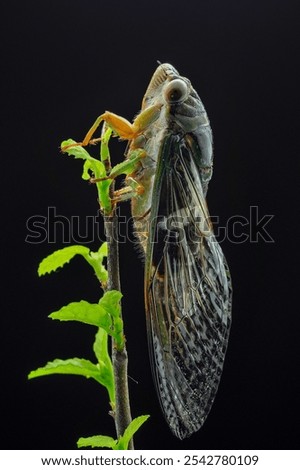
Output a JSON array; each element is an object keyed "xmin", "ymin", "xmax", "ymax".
[{"xmin": 104, "ymin": 206, "xmax": 134, "ymax": 450}]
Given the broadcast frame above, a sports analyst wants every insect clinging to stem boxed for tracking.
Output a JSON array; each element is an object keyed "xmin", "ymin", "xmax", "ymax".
[{"xmin": 62, "ymin": 63, "xmax": 232, "ymax": 439}]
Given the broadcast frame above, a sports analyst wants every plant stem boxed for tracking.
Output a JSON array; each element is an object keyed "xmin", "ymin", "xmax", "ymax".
[{"xmin": 104, "ymin": 206, "xmax": 134, "ymax": 450}]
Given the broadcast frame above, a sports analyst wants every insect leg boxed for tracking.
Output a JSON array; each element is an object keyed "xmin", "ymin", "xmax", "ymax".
[
  {"xmin": 111, "ymin": 178, "xmax": 144, "ymax": 203},
  {"xmin": 62, "ymin": 104, "xmax": 162, "ymax": 151},
  {"xmin": 90, "ymin": 146, "xmax": 146, "ymax": 202},
  {"xmin": 91, "ymin": 149, "xmax": 147, "ymax": 183}
]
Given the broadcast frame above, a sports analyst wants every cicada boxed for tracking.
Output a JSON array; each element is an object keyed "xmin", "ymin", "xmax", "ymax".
[
  {"xmin": 130, "ymin": 64, "xmax": 232, "ymax": 439},
  {"xmin": 65, "ymin": 63, "xmax": 232, "ymax": 439}
]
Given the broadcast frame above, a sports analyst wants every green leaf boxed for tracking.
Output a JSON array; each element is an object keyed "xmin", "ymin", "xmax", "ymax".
[
  {"xmin": 38, "ymin": 245, "xmax": 90, "ymax": 276},
  {"xmin": 100, "ymin": 127, "xmax": 113, "ymax": 163},
  {"xmin": 28, "ymin": 358, "xmax": 106, "ymax": 386},
  {"xmin": 86, "ymin": 243, "xmax": 108, "ymax": 284},
  {"xmin": 98, "ymin": 242, "xmax": 108, "ymax": 258},
  {"xmin": 96, "ymin": 178, "xmax": 112, "ymax": 214},
  {"xmin": 99, "ymin": 290, "xmax": 122, "ymax": 319},
  {"xmin": 38, "ymin": 243, "xmax": 108, "ymax": 285},
  {"xmin": 49, "ymin": 295, "xmax": 123, "ymax": 347},
  {"xmin": 61, "ymin": 139, "xmax": 112, "ymax": 214},
  {"xmin": 49, "ymin": 300, "xmax": 111, "ymax": 330},
  {"xmin": 77, "ymin": 435, "xmax": 117, "ymax": 449},
  {"xmin": 93, "ymin": 329, "xmax": 115, "ymax": 406},
  {"xmin": 93, "ymin": 329, "xmax": 111, "ymax": 367},
  {"xmin": 82, "ymin": 160, "xmax": 92, "ymax": 180},
  {"xmin": 99, "ymin": 291, "xmax": 124, "ymax": 349},
  {"xmin": 61, "ymin": 139, "xmax": 106, "ymax": 169},
  {"xmin": 116, "ymin": 415, "xmax": 150, "ymax": 450},
  {"xmin": 61, "ymin": 138, "xmax": 108, "ymax": 186},
  {"xmin": 77, "ymin": 416, "xmax": 150, "ymax": 449}
]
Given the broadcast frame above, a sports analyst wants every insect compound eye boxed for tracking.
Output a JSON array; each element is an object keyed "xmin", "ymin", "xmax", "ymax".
[{"xmin": 163, "ymin": 78, "xmax": 189, "ymax": 104}]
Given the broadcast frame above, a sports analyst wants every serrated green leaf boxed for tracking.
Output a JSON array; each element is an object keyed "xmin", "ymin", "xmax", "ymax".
[
  {"xmin": 61, "ymin": 139, "xmax": 106, "ymax": 180},
  {"xmin": 100, "ymin": 127, "xmax": 113, "ymax": 163},
  {"xmin": 38, "ymin": 245, "xmax": 90, "ymax": 276},
  {"xmin": 38, "ymin": 243, "xmax": 108, "ymax": 285},
  {"xmin": 61, "ymin": 139, "xmax": 113, "ymax": 214},
  {"xmin": 86, "ymin": 243, "xmax": 108, "ymax": 284},
  {"xmin": 48, "ymin": 297, "xmax": 122, "ymax": 347},
  {"xmin": 77, "ymin": 416, "xmax": 150, "ymax": 450},
  {"xmin": 116, "ymin": 415, "xmax": 150, "ymax": 450},
  {"xmin": 99, "ymin": 291, "xmax": 124, "ymax": 349},
  {"xmin": 97, "ymin": 178, "xmax": 112, "ymax": 214},
  {"xmin": 98, "ymin": 242, "xmax": 108, "ymax": 257},
  {"xmin": 93, "ymin": 329, "xmax": 111, "ymax": 368},
  {"xmin": 61, "ymin": 139, "xmax": 98, "ymax": 163},
  {"xmin": 28, "ymin": 358, "xmax": 105, "ymax": 385},
  {"xmin": 93, "ymin": 329, "xmax": 115, "ymax": 406},
  {"xmin": 82, "ymin": 160, "xmax": 92, "ymax": 180},
  {"xmin": 99, "ymin": 290, "xmax": 122, "ymax": 319},
  {"xmin": 49, "ymin": 300, "xmax": 112, "ymax": 330},
  {"xmin": 77, "ymin": 435, "xmax": 117, "ymax": 449}
]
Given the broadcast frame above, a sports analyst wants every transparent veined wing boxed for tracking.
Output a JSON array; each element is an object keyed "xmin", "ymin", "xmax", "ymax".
[{"xmin": 144, "ymin": 133, "xmax": 232, "ymax": 439}]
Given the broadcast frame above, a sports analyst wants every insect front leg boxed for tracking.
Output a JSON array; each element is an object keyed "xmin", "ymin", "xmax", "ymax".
[{"xmin": 62, "ymin": 104, "xmax": 162, "ymax": 151}]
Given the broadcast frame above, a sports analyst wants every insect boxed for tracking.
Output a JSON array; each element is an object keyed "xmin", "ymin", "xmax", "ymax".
[{"xmin": 64, "ymin": 63, "xmax": 232, "ymax": 439}]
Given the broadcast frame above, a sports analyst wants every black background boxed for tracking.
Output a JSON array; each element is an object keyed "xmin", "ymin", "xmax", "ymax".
[{"xmin": 1, "ymin": 0, "xmax": 299, "ymax": 450}]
